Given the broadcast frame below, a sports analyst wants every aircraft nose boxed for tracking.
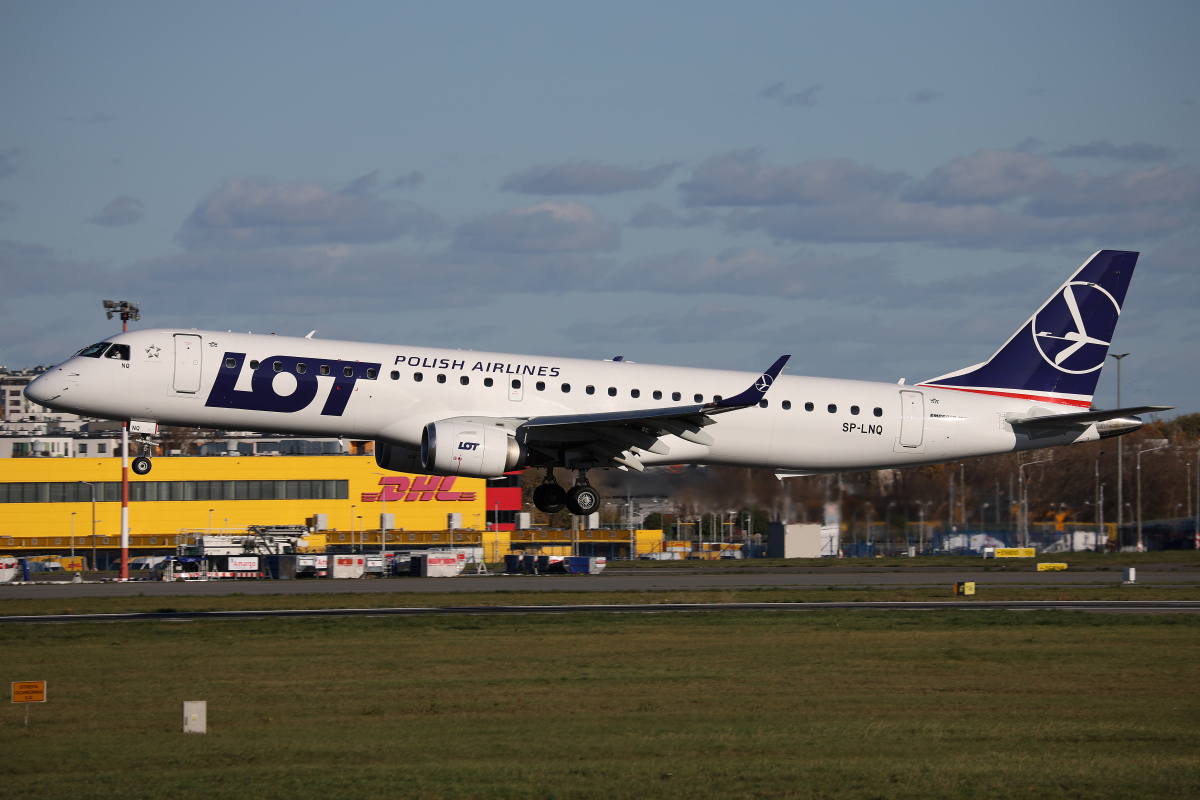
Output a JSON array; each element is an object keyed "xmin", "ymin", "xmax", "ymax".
[{"xmin": 24, "ymin": 370, "xmax": 64, "ymax": 407}]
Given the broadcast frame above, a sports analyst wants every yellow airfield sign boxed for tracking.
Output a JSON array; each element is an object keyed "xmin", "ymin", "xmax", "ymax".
[{"xmin": 12, "ymin": 681, "xmax": 46, "ymax": 703}]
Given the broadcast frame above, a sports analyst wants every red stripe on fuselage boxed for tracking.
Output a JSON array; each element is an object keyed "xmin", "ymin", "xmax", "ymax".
[{"xmin": 915, "ymin": 385, "xmax": 1091, "ymax": 408}]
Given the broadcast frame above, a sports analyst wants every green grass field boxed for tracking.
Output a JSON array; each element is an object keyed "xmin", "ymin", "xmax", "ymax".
[{"xmin": 3, "ymin": 610, "xmax": 1198, "ymax": 799}]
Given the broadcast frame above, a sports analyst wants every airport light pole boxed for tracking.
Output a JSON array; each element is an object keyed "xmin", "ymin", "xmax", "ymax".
[
  {"xmin": 1109, "ymin": 353, "xmax": 1129, "ymax": 531},
  {"xmin": 104, "ymin": 301, "xmax": 139, "ymax": 582},
  {"xmin": 1136, "ymin": 440, "xmax": 1169, "ymax": 552},
  {"xmin": 208, "ymin": 509, "xmax": 213, "ymax": 535},
  {"xmin": 1018, "ymin": 457, "xmax": 1052, "ymax": 549},
  {"xmin": 885, "ymin": 501, "xmax": 895, "ymax": 557},
  {"xmin": 79, "ymin": 481, "xmax": 96, "ymax": 571},
  {"xmin": 350, "ymin": 504, "xmax": 356, "ymax": 552},
  {"xmin": 70, "ymin": 512, "xmax": 76, "ymax": 568},
  {"xmin": 1095, "ymin": 451, "xmax": 1106, "ymax": 550}
]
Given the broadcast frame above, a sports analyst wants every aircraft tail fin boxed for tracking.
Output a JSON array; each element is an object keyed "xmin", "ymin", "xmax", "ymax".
[{"xmin": 919, "ymin": 250, "xmax": 1138, "ymax": 408}]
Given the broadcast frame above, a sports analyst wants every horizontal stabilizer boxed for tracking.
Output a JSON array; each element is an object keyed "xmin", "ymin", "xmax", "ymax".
[{"xmin": 1007, "ymin": 405, "xmax": 1173, "ymax": 429}]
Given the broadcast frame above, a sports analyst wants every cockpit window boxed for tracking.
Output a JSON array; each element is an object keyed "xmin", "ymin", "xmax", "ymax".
[
  {"xmin": 105, "ymin": 344, "xmax": 131, "ymax": 361},
  {"xmin": 76, "ymin": 342, "xmax": 112, "ymax": 359}
]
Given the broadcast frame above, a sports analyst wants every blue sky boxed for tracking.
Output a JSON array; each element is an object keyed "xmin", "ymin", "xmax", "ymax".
[{"xmin": 1, "ymin": 0, "xmax": 1197, "ymax": 414}]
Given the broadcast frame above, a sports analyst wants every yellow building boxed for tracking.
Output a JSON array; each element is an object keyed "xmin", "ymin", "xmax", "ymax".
[
  {"xmin": 0, "ymin": 455, "xmax": 670, "ymax": 563},
  {"xmin": 0, "ymin": 455, "xmax": 485, "ymax": 540}
]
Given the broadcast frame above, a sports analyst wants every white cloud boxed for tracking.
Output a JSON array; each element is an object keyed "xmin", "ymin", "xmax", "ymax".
[
  {"xmin": 176, "ymin": 176, "xmax": 442, "ymax": 251},
  {"xmin": 88, "ymin": 196, "xmax": 143, "ymax": 227},
  {"xmin": 454, "ymin": 201, "xmax": 620, "ymax": 253},
  {"xmin": 502, "ymin": 161, "xmax": 677, "ymax": 195}
]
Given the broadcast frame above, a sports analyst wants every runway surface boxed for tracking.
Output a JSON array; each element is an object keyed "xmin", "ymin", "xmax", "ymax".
[
  {"xmin": 2, "ymin": 599, "xmax": 1198, "ymax": 624},
  {"xmin": 3, "ymin": 565, "xmax": 1198, "ymax": 600}
]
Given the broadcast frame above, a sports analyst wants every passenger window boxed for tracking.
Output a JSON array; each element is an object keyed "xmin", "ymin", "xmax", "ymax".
[
  {"xmin": 273, "ymin": 361, "xmax": 283, "ymax": 372},
  {"xmin": 297, "ymin": 363, "xmax": 307, "ymax": 374},
  {"xmin": 484, "ymin": 377, "xmax": 493, "ymax": 387},
  {"xmin": 512, "ymin": 379, "xmax": 521, "ymax": 389},
  {"xmin": 460, "ymin": 376, "xmax": 469, "ymax": 385},
  {"xmin": 225, "ymin": 358, "xmax": 237, "ymax": 369},
  {"xmin": 828, "ymin": 404, "xmax": 837, "ymax": 413},
  {"xmin": 608, "ymin": 387, "xmax": 617, "ymax": 397},
  {"xmin": 714, "ymin": 395, "xmax": 722, "ymax": 403},
  {"xmin": 874, "ymin": 407, "xmax": 883, "ymax": 417},
  {"xmin": 672, "ymin": 392, "xmax": 681, "ymax": 401},
  {"xmin": 586, "ymin": 386, "xmax": 595, "ymax": 395},
  {"xmin": 366, "ymin": 368, "xmax": 377, "ymax": 379},
  {"xmin": 653, "ymin": 390, "xmax": 662, "ymax": 400},
  {"xmin": 805, "ymin": 402, "xmax": 814, "ymax": 411},
  {"xmin": 536, "ymin": 381, "xmax": 545, "ymax": 391},
  {"xmin": 759, "ymin": 400, "xmax": 768, "ymax": 408},
  {"xmin": 343, "ymin": 366, "xmax": 354, "ymax": 377},
  {"xmin": 782, "ymin": 400, "xmax": 792, "ymax": 410},
  {"xmin": 631, "ymin": 389, "xmax": 640, "ymax": 399},
  {"xmin": 414, "ymin": 372, "xmax": 423, "ymax": 382},
  {"xmin": 694, "ymin": 394, "xmax": 703, "ymax": 402},
  {"xmin": 561, "ymin": 384, "xmax": 571, "ymax": 393},
  {"xmin": 319, "ymin": 365, "xmax": 329, "ymax": 376},
  {"xmin": 390, "ymin": 370, "xmax": 399, "ymax": 380},
  {"xmin": 437, "ymin": 374, "xmax": 446, "ymax": 384},
  {"xmin": 250, "ymin": 360, "xmax": 260, "ymax": 370},
  {"xmin": 850, "ymin": 406, "xmax": 859, "ymax": 415}
]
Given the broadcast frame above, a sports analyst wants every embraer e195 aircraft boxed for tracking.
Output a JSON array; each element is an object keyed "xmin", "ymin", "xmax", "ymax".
[{"xmin": 25, "ymin": 250, "xmax": 1169, "ymax": 516}]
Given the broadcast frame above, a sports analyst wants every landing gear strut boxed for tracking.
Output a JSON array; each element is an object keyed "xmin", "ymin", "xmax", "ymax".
[
  {"xmin": 532, "ymin": 468, "xmax": 600, "ymax": 516},
  {"xmin": 131, "ymin": 436, "xmax": 154, "ymax": 475}
]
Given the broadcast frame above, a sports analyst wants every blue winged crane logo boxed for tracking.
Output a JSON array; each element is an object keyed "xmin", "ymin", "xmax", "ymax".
[{"xmin": 1032, "ymin": 281, "xmax": 1120, "ymax": 375}]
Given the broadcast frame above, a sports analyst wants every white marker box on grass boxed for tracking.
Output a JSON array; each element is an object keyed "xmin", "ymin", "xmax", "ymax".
[{"xmin": 183, "ymin": 700, "xmax": 206, "ymax": 733}]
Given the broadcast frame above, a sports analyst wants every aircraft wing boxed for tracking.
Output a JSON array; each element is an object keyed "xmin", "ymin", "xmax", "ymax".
[
  {"xmin": 515, "ymin": 355, "xmax": 790, "ymax": 471},
  {"xmin": 1007, "ymin": 405, "xmax": 1173, "ymax": 429}
]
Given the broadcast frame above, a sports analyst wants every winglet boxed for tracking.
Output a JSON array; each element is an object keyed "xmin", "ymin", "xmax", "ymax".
[{"xmin": 711, "ymin": 355, "xmax": 790, "ymax": 409}]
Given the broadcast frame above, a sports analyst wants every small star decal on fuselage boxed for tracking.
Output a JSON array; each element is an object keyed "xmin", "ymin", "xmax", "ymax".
[{"xmin": 146, "ymin": 345, "xmax": 161, "ymax": 359}]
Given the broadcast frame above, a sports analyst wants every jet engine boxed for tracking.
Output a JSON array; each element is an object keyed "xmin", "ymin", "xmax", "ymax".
[
  {"xmin": 421, "ymin": 420, "xmax": 524, "ymax": 477},
  {"xmin": 374, "ymin": 441, "xmax": 434, "ymax": 475}
]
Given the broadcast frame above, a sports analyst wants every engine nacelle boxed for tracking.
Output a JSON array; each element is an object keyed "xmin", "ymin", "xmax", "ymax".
[
  {"xmin": 374, "ymin": 441, "xmax": 436, "ymax": 475},
  {"xmin": 421, "ymin": 420, "xmax": 524, "ymax": 478}
]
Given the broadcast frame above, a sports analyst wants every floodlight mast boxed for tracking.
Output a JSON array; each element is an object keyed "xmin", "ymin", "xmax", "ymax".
[
  {"xmin": 103, "ymin": 300, "xmax": 140, "ymax": 332},
  {"xmin": 103, "ymin": 299, "xmax": 139, "ymax": 580}
]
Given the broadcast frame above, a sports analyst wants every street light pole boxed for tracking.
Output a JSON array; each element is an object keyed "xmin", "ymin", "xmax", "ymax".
[
  {"xmin": 70, "ymin": 512, "xmax": 76, "ymax": 568},
  {"xmin": 1018, "ymin": 457, "xmax": 1052, "ymax": 549},
  {"xmin": 79, "ymin": 481, "xmax": 96, "ymax": 571},
  {"xmin": 1137, "ymin": 440, "xmax": 1169, "ymax": 552},
  {"xmin": 1095, "ymin": 451, "xmax": 1105, "ymax": 550},
  {"xmin": 1109, "ymin": 353, "xmax": 1129, "ymax": 531}
]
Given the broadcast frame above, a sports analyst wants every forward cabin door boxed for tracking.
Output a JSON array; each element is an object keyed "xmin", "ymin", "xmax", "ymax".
[
  {"xmin": 898, "ymin": 391, "xmax": 924, "ymax": 447},
  {"xmin": 173, "ymin": 334, "xmax": 203, "ymax": 393}
]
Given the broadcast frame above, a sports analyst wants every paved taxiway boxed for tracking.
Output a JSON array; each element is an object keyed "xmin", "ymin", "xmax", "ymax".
[{"xmin": 3, "ymin": 566, "xmax": 1198, "ymax": 600}]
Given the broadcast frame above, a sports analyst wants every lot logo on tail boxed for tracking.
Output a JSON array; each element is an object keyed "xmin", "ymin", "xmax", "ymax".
[
  {"xmin": 1032, "ymin": 282, "xmax": 1120, "ymax": 375},
  {"xmin": 206, "ymin": 353, "xmax": 380, "ymax": 416}
]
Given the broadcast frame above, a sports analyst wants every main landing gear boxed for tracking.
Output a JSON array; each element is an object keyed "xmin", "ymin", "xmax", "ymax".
[{"xmin": 532, "ymin": 469, "xmax": 600, "ymax": 517}]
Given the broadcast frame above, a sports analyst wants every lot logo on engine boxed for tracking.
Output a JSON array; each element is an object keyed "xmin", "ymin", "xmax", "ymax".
[{"xmin": 206, "ymin": 352, "xmax": 380, "ymax": 416}]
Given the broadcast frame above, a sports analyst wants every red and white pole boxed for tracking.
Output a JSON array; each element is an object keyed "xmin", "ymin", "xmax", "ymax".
[
  {"xmin": 120, "ymin": 313, "xmax": 131, "ymax": 581},
  {"xmin": 120, "ymin": 421, "xmax": 129, "ymax": 581}
]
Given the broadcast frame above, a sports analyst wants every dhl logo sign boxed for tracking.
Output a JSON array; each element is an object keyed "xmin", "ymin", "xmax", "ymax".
[{"xmin": 361, "ymin": 476, "xmax": 477, "ymax": 503}]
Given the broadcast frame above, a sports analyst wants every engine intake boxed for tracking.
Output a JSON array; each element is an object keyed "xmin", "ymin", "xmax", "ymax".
[{"xmin": 421, "ymin": 420, "xmax": 524, "ymax": 477}]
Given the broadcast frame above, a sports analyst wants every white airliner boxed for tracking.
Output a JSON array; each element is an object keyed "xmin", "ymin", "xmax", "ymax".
[{"xmin": 25, "ymin": 250, "xmax": 1169, "ymax": 515}]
